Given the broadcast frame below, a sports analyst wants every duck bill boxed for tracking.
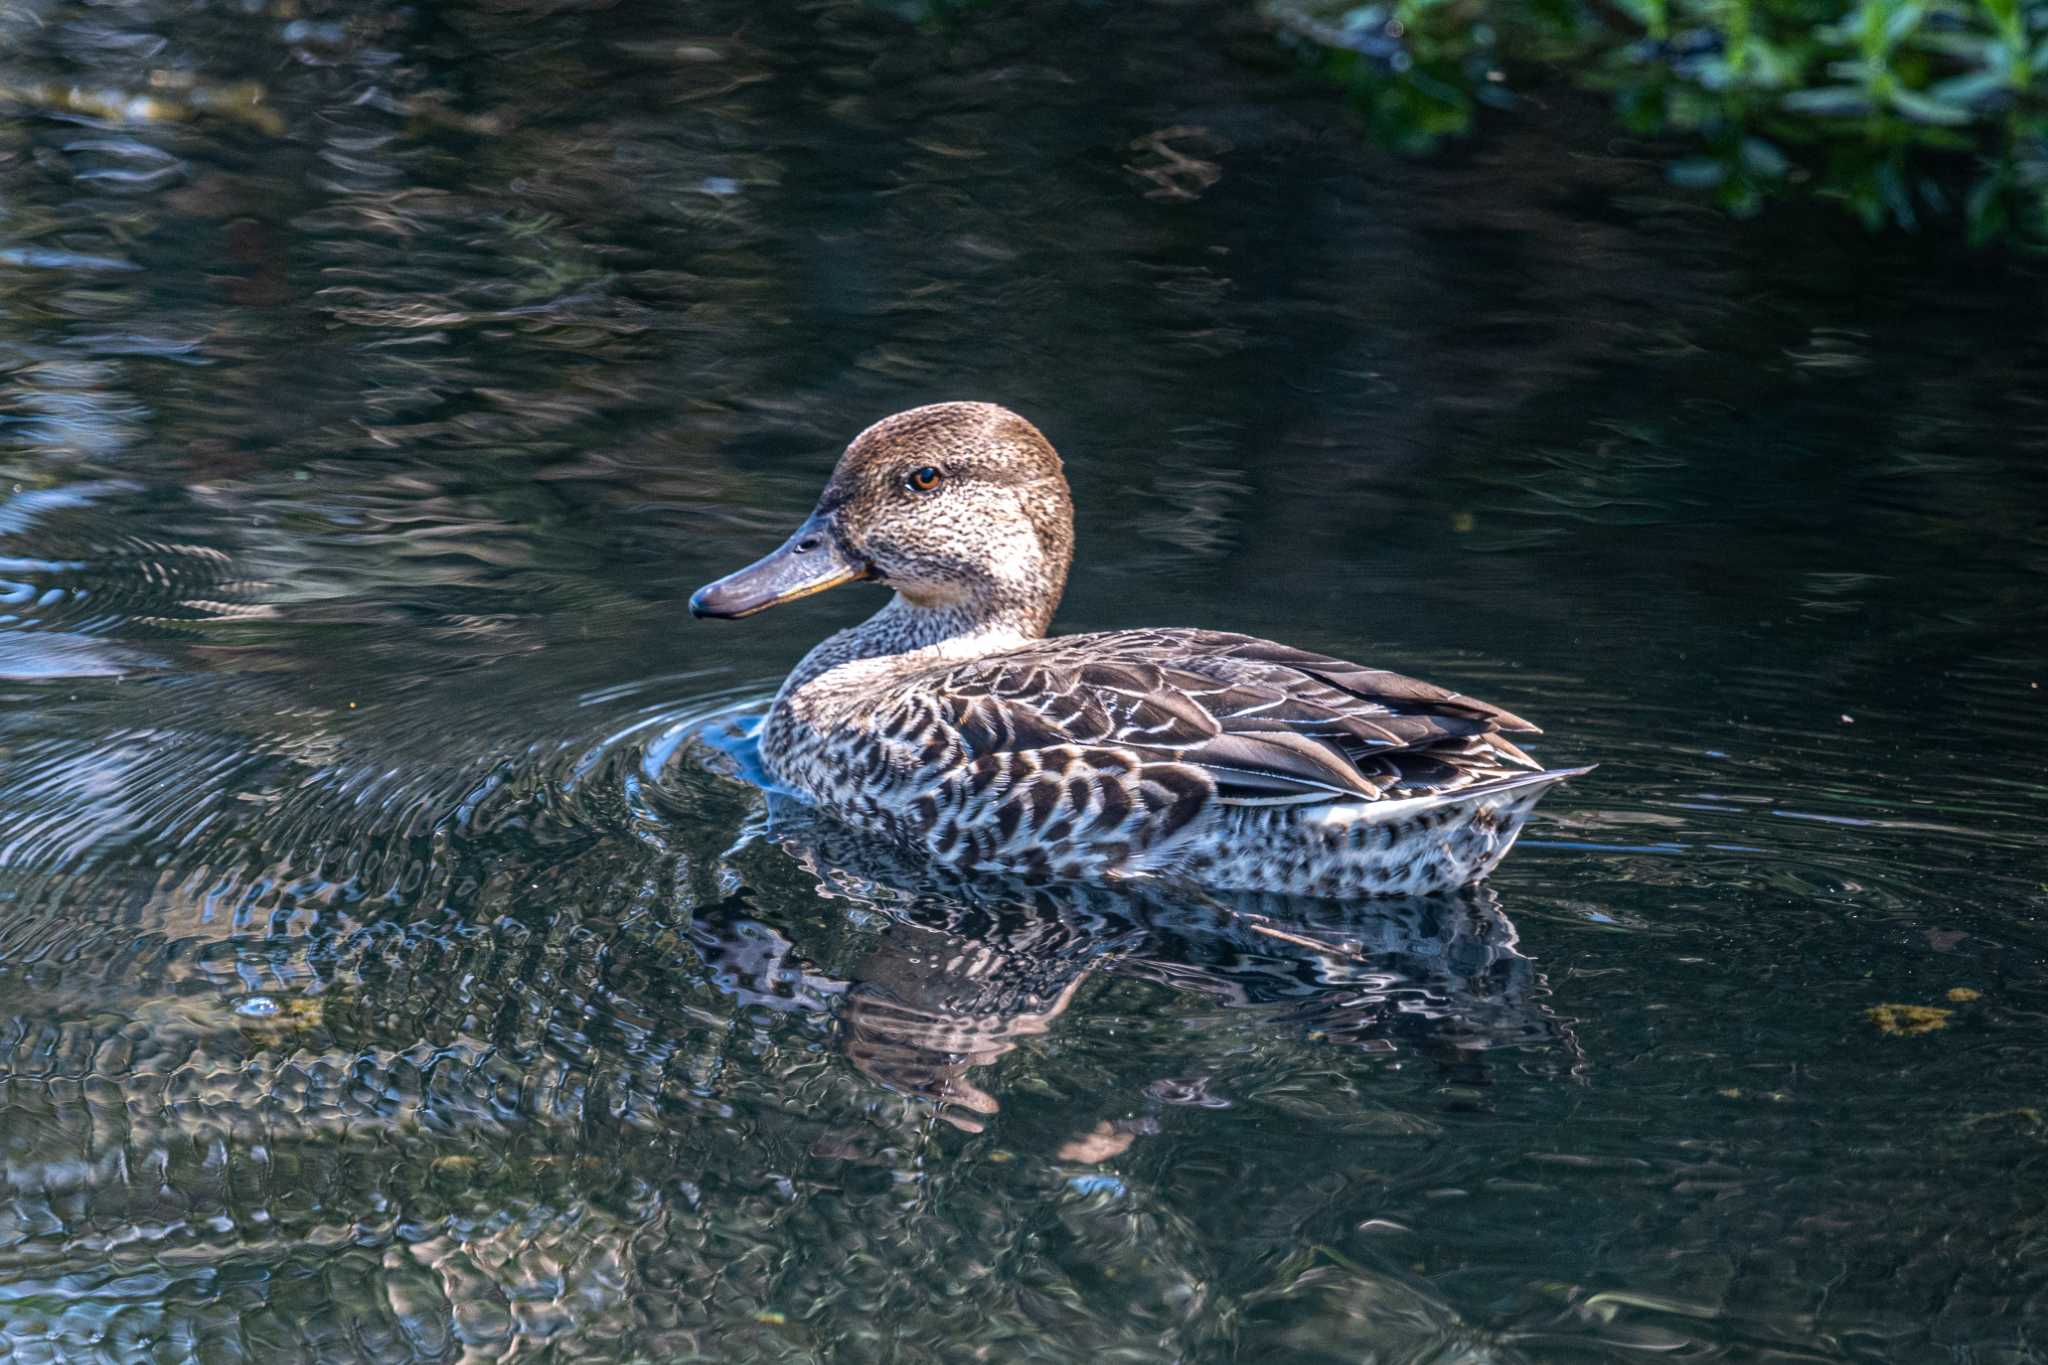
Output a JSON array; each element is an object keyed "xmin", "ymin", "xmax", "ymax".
[{"xmin": 689, "ymin": 514, "xmax": 870, "ymax": 620}]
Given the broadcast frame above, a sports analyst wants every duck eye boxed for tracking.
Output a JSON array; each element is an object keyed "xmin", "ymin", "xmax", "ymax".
[{"xmin": 906, "ymin": 466, "xmax": 944, "ymax": 494}]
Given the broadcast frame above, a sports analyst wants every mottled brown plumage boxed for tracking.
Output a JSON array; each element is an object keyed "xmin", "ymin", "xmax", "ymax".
[{"xmin": 692, "ymin": 402, "xmax": 1587, "ymax": 895}]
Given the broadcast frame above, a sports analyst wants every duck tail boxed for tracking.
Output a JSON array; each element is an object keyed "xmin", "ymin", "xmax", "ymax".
[
  {"xmin": 1441, "ymin": 763, "xmax": 1596, "ymax": 805},
  {"xmin": 1325, "ymin": 764, "xmax": 1593, "ymax": 826},
  {"xmin": 1422, "ymin": 763, "xmax": 1592, "ymax": 887}
]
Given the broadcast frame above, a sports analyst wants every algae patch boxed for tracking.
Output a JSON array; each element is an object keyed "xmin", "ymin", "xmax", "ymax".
[{"xmin": 1866, "ymin": 1003, "xmax": 1953, "ymax": 1036}]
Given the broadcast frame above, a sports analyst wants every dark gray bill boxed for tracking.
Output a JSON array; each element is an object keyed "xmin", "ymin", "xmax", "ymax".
[{"xmin": 689, "ymin": 513, "xmax": 870, "ymax": 619}]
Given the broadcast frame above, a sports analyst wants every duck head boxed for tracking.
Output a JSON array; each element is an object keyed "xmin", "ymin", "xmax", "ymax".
[{"xmin": 690, "ymin": 402, "xmax": 1075, "ymax": 634}]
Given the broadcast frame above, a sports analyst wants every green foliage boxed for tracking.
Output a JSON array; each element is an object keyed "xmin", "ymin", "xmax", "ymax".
[{"xmin": 1265, "ymin": 0, "xmax": 2048, "ymax": 243}]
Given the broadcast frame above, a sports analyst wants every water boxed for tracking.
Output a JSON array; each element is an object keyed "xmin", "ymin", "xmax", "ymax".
[{"xmin": 2, "ymin": 0, "xmax": 2046, "ymax": 1359}]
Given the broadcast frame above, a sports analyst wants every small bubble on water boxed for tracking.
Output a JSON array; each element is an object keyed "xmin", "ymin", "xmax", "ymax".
[{"xmin": 236, "ymin": 995, "xmax": 280, "ymax": 1017}]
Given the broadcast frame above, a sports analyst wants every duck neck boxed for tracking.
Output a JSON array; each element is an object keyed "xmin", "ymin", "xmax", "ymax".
[{"xmin": 781, "ymin": 588, "xmax": 1051, "ymax": 700}]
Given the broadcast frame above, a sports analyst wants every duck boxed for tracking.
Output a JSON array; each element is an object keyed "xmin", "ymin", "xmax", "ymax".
[{"xmin": 691, "ymin": 402, "xmax": 1587, "ymax": 897}]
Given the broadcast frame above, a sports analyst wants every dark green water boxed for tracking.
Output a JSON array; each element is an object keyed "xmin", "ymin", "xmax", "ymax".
[{"xmin": 3, "ymin": 0, "xmax": 2046, "ymax": 1360}]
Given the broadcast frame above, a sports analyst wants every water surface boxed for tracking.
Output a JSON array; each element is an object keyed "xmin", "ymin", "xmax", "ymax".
[{"xmin": 2, "ymin": 0, "xmax": 2046, "ymax": 1359}]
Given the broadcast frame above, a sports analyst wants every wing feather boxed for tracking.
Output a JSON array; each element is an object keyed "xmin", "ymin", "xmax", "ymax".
[{"xmin": 899, "ymin": 629, "xmax": 1543, "ymax": 812}]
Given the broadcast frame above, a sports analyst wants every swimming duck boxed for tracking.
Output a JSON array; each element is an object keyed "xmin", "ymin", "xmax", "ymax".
[{"xmin": 692, "ymin": 402, "xmax": 1586, "ymax": 896}]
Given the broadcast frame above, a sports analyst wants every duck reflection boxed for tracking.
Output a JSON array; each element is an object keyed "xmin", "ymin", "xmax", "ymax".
[
  {"xmin": 696, "ymin": 797, "xmax": 1574, "ymax": 1131},
  {"xmin": 840, "ymin": 921, "xmax": 1093, "ymax": 1127}
]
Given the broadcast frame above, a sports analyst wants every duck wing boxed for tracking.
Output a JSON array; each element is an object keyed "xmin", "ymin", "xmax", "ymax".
[{"xmin": 922, "ymin": 629, "xmax": 1543, "ymax": 809}]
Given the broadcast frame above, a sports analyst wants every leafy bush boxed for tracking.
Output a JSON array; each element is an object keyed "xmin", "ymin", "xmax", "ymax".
[{"xmin": 1265, "ymin": 0, "xmax": 2048, "ymax": 243}]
